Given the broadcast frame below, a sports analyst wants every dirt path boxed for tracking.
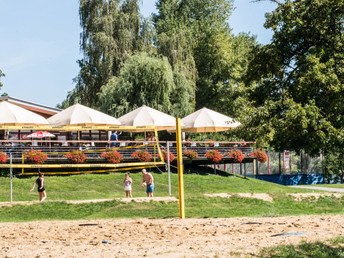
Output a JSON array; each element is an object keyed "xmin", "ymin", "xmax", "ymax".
[
  {"xmin": 0, "ymin": 215, "xmax": 343, "ymax": 257},
  {"xmin": 289, "ymin": 185, "xmax": 344, "ymax": 192}
]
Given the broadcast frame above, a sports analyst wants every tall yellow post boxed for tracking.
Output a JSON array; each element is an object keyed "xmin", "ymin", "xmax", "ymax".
[{"xmin": 176, "ymin": 118, "xmax": 185, "ymax": 219}]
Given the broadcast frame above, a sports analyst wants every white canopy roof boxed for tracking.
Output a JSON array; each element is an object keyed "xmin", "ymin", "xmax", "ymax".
[
  {"xmin": 181, "ymin": 107, "xmax": 241, "ymax": 132},
  {"xmin": 118, "ymin": 105, "xmax": 182, "ymax": 131},
  {"xmin": 0, "ymin": 101, "xmax": 49, "ymax": 125},
  {"xmin": 47, "ymin": 103, "xmax": 121, "ymax": 126}
]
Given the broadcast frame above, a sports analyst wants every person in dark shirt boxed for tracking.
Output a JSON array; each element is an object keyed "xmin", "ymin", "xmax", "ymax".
[
  {"xmin": 30, "ymin": 172, "xmax": 47, "ymax": 202},
  {"xmin": 110, "ymin": 131, "xmax": 119, "ymax": 147}
]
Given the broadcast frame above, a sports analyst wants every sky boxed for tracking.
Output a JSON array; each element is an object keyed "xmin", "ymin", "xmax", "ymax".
[{"xmin": 0, "ymin": 0, "xmax": 276, "ymax": 108}]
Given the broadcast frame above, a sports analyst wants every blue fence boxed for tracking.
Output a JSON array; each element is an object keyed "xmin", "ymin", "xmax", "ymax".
[{"xmin": 254, "ymin": 173, "xmax": 324, "ymax": 185}]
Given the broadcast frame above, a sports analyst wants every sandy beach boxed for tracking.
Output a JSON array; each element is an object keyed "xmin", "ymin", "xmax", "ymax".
[{"xmin": 0, "ymin": 214, "xmax": 343, "ymax": 257}]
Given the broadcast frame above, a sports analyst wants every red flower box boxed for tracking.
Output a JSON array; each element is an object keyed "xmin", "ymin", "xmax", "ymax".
[
  {"xmin": 131, "ymin": 150, "xmax": 152, "ymax": 162},
  {"xmin": 226, "ymin": 149, "xmax": 245, "ymax": 163},
  {"xmin": 250, "ymin": 149, "xmax": 268, "ymax": 163},
  {"xmin": 0, "ymin": 151, "xmax": 8, "ymax": 164},
  {"xmin": 183, "ymin": 150, "xmax": 199, "ymax": 159},
  {"xmin": 157, "ymin": 150, "xmax": 175, "ymax": 162},
  {"xmin": 24, "ymin": 150, "xmax": 48, "ymax": 164},
  {"xmin": 101, "ymin": 150, "xmax": 123, "ymax": 164},
  {"xmin": 204, "ymin": 150, "xmax": 223, "ymax": 163},
  {"xmin": 65, "ymin": 151, "xmax": 87, "ymax": 164}
]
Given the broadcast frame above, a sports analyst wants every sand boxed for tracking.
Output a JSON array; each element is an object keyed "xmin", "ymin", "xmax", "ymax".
[{"xmin": 1, "ymin": 214, "xmax": 343, "ymax": 257}]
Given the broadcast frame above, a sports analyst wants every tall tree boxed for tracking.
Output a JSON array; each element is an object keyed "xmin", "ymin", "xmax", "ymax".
[
  {"xmin": 74, "ymin": 0, "xmax": 153, "ymax": 107},
  {"xmin": 154, "ymin": 0, "xmax": 256, "ymax": 114},
  {"xmin": 244, "ymin": 0, "xmax": 344, "ymax": 154},
  {"xmin": 99, "ymin": 52, "xmax": 194, "ymax": 117}
]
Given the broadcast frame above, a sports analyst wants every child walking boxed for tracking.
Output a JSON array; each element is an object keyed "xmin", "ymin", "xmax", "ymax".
[{"xmin": 123, "ymin": 173, "xmax": 133, "ymax": 198}]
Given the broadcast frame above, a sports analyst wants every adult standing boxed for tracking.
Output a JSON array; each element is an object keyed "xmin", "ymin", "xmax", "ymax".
[
  {"xmin": 30, "ymin": 172, "xmax": 47, "ymax": 202},
  {"xmin": 142, "ymin": 169, "xmax": 154, "ymax": 197},
  {"xmin": 110, "ymin": 131, "xmax": 118, "ymax": 147}
]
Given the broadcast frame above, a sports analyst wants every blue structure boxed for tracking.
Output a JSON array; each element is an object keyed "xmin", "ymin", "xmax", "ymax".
[{"xmin": 255, "ymin": 173, "xmax": 324, "ymax": 185}]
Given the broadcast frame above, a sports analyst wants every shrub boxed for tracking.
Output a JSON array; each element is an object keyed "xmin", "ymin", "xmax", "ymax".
[
  {"xmin": 157, "ymin": 149, "xmax": 175, "ymax": 162},
  {"xmin": 204, "ymin": 150, "xmax": 223, "ymax": 163},
  {"xmin": 183, "ymin": 150, "xmax": 198, "ymax": 159},
  {"xmin": 251, "ymin": 149, "xmax": 268, "ymax": 163},
  {"xmin": 0, "ymin": 152, "xmax": 9, "ymax": 163},
  {"xmin": 65, "ymin": 151, "xmax": 87, "ymax": 164},
  {"xmin": 226, "ymin": 149, "xmax": 245, "ymax": 163},
  {"xmin": 131, "ymin": 150, "xmax": 152, "ymax": 162},
  {"xmin": 101, "ymin": 150, "xmax": 123, "ymax": 164},
  {"xmin": 24, "ymin": 150, "xmax": 48, "ymax": 164}
]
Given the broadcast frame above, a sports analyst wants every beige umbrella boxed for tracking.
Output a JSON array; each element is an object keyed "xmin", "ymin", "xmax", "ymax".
[
  {"xmin": 47, "ymin": 103, "xmax": 121, "ymax": 126},
  {"xmin": 0, "ymin": 101, "xmax": 49, "ymax": 125},
  {"xmin": 118, "ymin": 105, "xmax": 182, "ymax": 132},
  {"xmin": 181, "ymin": 107, "xmax": 241, "ymax": 132}
]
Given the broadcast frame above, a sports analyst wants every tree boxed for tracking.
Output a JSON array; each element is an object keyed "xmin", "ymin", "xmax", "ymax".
[
  {"xmin": 0, "ymin": 69, "xmax": 4, "ymax": 89},
  {"xmin": 244, "ymin": 0, "xmax": 344, "ymax": 155},
  {"xmin": 99, "ymin": 52, "xmax": 194, "ymax": 117},
  {"xmin": 74, "ymin": 0, "xmax": 153, "ymax": 107},
  {"xmin": 153, "ymin": 0, "xmax": 256, "ymax": 114}
]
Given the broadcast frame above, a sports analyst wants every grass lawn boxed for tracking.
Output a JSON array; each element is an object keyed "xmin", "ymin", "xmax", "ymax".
[
  {"xmin": 258, "ymin": 236, "xmax": 344, "ymax": 257},
  {"xmin": 0, "ymin": 168, "xmax": 343, "ymax": 222},
  {"xmin": 319, "ymin": 184, "xmax": 344, "ymax": 189}
]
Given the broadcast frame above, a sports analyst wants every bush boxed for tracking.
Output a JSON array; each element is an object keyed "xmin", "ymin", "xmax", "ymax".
[
  {"xmin": 226, "ymin": 149, "xmax": 245, "ymax": 163},
  {"xmin": 131, "ymin": 150, "xmax": 152, "ymax": 162},
  {"xmin": 183, "ymin": 150, "xmax": 199, "ymax": 159},
  {"xmin": 65, "ymin": 151, "xmax": 87, "ymax": 164},
  {"xmin": 204, "ymin": 150, "xmax": 223, "ymax": 163},
  {"xmin": 251, "ymin": 149, "xmax": 268, "ymax": 163},
  {"xmin": 100, "ymin": 150, "xmax": 123, "ymax": 164},
  {"xmin": 157, "ymin": 149, "xmax": 175, "ymax": 162},
  {"xmin": 24, "ymin": 150, "xmax": 48, "ymax": 164}
]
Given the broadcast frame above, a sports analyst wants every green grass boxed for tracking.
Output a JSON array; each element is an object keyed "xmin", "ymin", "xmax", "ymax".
[
  {"xmin": 319, "ymin": 184, "xmax": 344, "ymax": 189},
  {"xmin": 0, "ymin": 170, "xmax": 318, "ymax": 202},
  {"xmin": 0, "ymin": 169, "xmax": 343, "ymax": 222},
  {"xmin": 258, "ymin": 237, "xmax": 344, "ymax": 257}
]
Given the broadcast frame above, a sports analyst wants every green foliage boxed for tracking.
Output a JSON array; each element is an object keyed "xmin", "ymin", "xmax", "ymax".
[
  {"xmin": 244, "ymin": 0, "xmax": 344, "ymax": 154},
  {"xmin": 154, "ymin": 0, "xmax": 256, "ymax": 128},
  {"xmin": 259, "ymin": 237, "xmax": 344, "ymax": 258},
  {"xmin": 0, "ymin": 69, "xmax": 5, "ymax": 89},
  {"xmin": 324, "ymin": 148, "xmax": 344, "ymax": 183},
  {"xmin": 99, "ymin": 52, "xmax": 194, "ymax": 117},
  {"xmin": 72, "ymin": 0, "xmax": 154, "ymax": 107}
]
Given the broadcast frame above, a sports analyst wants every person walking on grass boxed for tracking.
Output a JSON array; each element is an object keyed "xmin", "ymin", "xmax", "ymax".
[
  {"xmin": 30, "ymin": 172, "xmax": 47, "ymax": 202},
  {"xmin": 124, "ymin": 173, "xmax": 133, "ymax": 198},
  {"xmin": 142, "ymin": 169, "xmax": 154, "ymax": 197}
]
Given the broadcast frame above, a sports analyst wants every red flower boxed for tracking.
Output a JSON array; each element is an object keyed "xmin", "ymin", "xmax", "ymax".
[
  {"xmin": 204, "ymin": 150, "xmax": 223, "ymax": 163},
  {"xmin": 131, "ymin": 150, "xmax": 152, "ymax": 162},
  {"xmin": 65, "ymin": 151, "xmax": 87, "ymax": 163},
  {"xmin": 157, "ymin": 150, "xmax": 175, "ymax": 162},
  {"xmin": 183, "ymin": 150, "xmax": 198, "ymax": 159},
  {"xmin": 0, "ymin": 151, "xmax": 9, "ymax": 163},
  {"xmin": 226, "ymin": 149, "xmax": 245, "ymax": 163},
  {"xmin": 101, "ymin": 150, "xmax": 123, "ymax": 164},
  {"xmin": 24, "ymin": 150, "xmax": 48, "ymax": 164},
  {"xmin": 250, "ymin": 149, "xmax": 268, "ymax": 163}
]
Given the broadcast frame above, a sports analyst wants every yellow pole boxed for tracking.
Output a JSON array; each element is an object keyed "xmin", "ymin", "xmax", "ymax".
[{"xmin": 176, "ymin": 118, "xmax": 185, "ymax": 219}]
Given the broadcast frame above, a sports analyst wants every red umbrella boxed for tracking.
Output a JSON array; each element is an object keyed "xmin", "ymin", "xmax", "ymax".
[{"xmin": 25, "ymin": 131, "xmax": 55, "ymax": 138}]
